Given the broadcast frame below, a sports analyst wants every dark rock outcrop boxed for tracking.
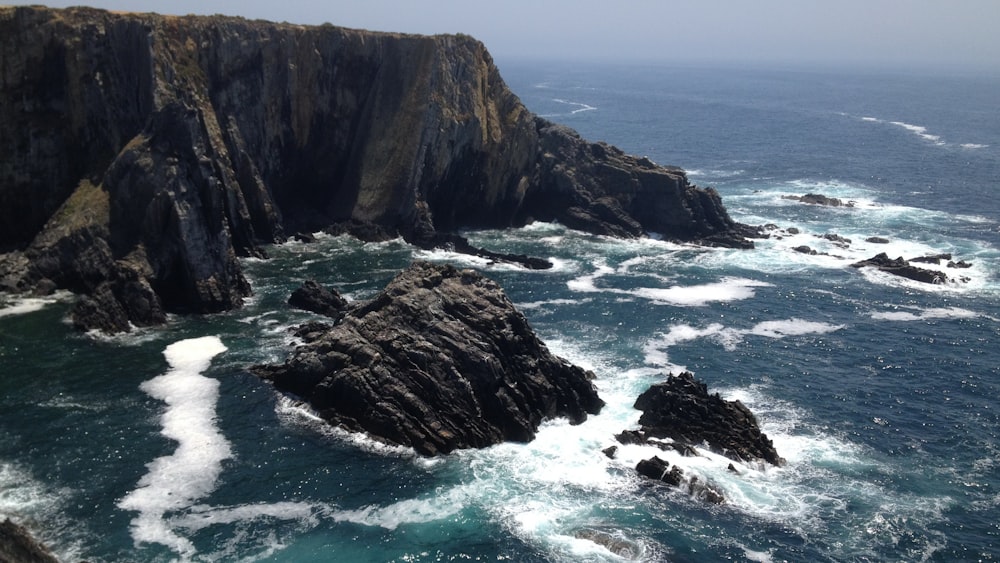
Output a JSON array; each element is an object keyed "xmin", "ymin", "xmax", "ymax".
[
  {"xmin": 254, "ymin": 262, "xmax": 604, "ymax": 455},
  {"xmin": 0, "ymin": 519, "xmax": 59, "ymax": 563},
  {"xmin": 0, "ymin": 6, "xmax": 753, "ymax": 332},
  {"xmin": 626, "ymin": 372, "xmax": 784, "ymax": 466},
  {"xmin": 851, "ymin": 253, "xmax": 949, "ymax": 284},
  {"xmin": 782, "ymin": 193, "xmax": 854, "ymax": 207},
  {"xmin": 288, "ymin": 280, "xmax": 349, "ymax": 319}
]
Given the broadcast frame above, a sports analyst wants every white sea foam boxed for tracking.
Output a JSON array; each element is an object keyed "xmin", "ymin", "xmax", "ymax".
[
  {"xmin": 118, "ymin": 336, "xmax": 230, "ymax": 557},
  {"xmin": 960, "ymin": 143, "xmax": 988, "ymax": 149},
  {"xmin": 643, "ymin": 319, "xmax": 843, "ymax": 370},
  {"xmin": 169, "ymin": 501, "xmax": 323, "ymax": 531},
  {"xmin": 551, "ymin": 98, "xmax": 597, "ymax": 114},
  {"xmin": 870, "ymin": 306, "xmax": 980, "ymax": 322},
  {"xmin": 331, "ymin": 484, "xmax": 472, "ymax": 530},
  {"xmin": 567, "ymin": 260, "xmax": 771, "ymax": 307},
  {"xmin": 888, "ymin": 121, "xmax": 944, "ymax": 144},
  {"xmin": 0, "ymin": 291, "xmax": 71, "ymax": 319}
]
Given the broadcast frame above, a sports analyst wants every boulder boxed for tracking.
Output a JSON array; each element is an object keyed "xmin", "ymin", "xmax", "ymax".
[
  {"xmin": 628, "ymin": 372, "xmax": 784, "ymax": 466},
  {"xmin": 288, "ymin": 280, "xmax": 349, "ymax": 320},
  {"xmin": 254, "ymin": 262, "xmax": 604, "ymax": 455}
]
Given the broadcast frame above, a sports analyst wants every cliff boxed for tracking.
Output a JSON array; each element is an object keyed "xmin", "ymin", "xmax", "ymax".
[{"xmin": 0, "ymin": 6, "xmax": 753, "ymax": 331}]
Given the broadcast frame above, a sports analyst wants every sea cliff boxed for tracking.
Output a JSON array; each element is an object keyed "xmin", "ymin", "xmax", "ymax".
[{"xmin": 0, "ymin": 6, "xmax": 752, "ymax": 332}]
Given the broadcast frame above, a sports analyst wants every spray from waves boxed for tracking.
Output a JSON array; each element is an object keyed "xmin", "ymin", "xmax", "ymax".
[{"xmin": 0, "ymin": 291, "xmax": 72, "ymax": 319}]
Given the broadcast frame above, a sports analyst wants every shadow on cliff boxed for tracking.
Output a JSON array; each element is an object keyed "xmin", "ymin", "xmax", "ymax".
[{"xmin": 0, "ymin": 6, "xmax": 756, "ymax": 332}]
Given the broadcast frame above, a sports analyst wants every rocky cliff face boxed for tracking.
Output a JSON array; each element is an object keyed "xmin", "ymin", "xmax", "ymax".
[
  {"xmin": 254, "ymin": 262, "xmax": 605, "ymax": 455},
  {"xmin": 0, "ymin": 6, "xmax": 752, "ymax": 331}
]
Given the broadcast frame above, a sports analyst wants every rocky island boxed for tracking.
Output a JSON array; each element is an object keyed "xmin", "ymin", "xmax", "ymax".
[
  {"xmin": 0, "ymin": 5, "xmax": 754, "ymax": 333},
  {"xmin": 254, "ymin": 262, "xmax": 604, "ymax": 455}
]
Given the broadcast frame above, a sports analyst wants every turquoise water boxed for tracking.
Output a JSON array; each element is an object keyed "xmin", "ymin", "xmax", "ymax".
[{"xmin": 2, "ymin": 63, "xmax": 999, "ymax": 561}]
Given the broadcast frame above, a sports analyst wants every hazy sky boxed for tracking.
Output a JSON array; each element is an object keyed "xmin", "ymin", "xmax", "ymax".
[{"xmin": 10, "ymin": 1, "xmax": 1000, "ymax": 70}]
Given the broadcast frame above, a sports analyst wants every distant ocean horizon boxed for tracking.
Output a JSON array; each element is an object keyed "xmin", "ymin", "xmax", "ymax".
[{"xmin": 2, "ymin": 60, "xmax": 998, "ymax": 562}]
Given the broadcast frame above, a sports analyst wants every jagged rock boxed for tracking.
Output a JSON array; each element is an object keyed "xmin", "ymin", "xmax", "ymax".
[
  {"xmin": 793, "ymin": 245, "xmax": 817, "ymax": 255},
  {"xmin": 0, "ymin": 519, "xmax": 59, "ymax": 563},
  {"xmin": 0, "ymin": 6, "xmax": 753, "ymax": 332},
  {"xmin": 572, "ymin": 528, "xmax": 643, "ymax": 559},
  {"xmin": 866, "ymin": 236, "xmax": 890, "ymax": 244},
  {"xmin": 821, "ymin": 233, "xmax": 852, "ymax": 246},
  {"xmin": 851, "ymin": 253, "xmax": 949, "ymax": 284},
  {"xmin": 288, "ymin": 280, "xmax": 349, "ymax": 319},
  {"xmin": 786, "ymin": 227, "xmax": 800, "ymax": 234},
  {"xmin": 630, "ymin": 372, "xmax": 784, "ymax": 466},
  {"xmin": 637, "ymin": 456, "xmax": 684, "ymax": 486},
  {"xmin": 254, "ymin": 262, "xmax": 604, "ymax": 455},
  {"xmin": 948, "ymin": 260, "xmax": 972, "ymax": 269}
]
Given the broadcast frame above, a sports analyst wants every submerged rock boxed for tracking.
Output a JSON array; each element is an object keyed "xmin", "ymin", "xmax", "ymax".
[
  {"xmin": 782, "ymin": 193, "xmax": 854, "ymax": 207},
  {"xmin": 254, "ymin": 262, "xmax": 604, "ymax": 455}
]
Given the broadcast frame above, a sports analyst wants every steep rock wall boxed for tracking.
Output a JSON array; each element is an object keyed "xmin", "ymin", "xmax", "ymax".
[{"xmin": 0, "ymin": 6, "xmax": 752, "ymax": 331}]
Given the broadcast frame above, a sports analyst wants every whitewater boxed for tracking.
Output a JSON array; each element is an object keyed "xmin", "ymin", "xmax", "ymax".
[{"xmin": 1, "ymin": 62, "xmax": 998, "ymax": 561}]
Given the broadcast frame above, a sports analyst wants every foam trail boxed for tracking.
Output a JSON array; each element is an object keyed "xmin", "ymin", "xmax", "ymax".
[
  {"xmin": 0, "ymin": 291, "xmax": 71, "ymax": 318},
  {"xmin": 888, "ymin": 121, "xmax": 944, "ymax": 145},
  {"xmin": 117, "ymin": 336, "xmax": 229, "ymax": 557}
]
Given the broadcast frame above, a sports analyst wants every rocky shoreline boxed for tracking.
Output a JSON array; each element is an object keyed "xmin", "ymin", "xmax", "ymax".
[{"xmin": 0, "ymin": 6, "xmax": 754, "ymax": 334}]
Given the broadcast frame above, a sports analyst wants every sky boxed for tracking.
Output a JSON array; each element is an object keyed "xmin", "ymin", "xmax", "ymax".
[{"xmin": 8, "ymin": 1, "xmax": 1000, "ymax": 71}]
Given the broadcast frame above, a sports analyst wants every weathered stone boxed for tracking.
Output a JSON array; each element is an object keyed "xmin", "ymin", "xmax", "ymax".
[
  {"xmin": 851, "ymin": 253, "xmax": 949, "ymax": 284},
  {"xmin": 631, "ymin": 372, "xmax": 784, "ymax": 466},
  {"xmin": 254, "ymin": 262, "xmax": 604, "ymax": 455},
  {"xmin": 0, "ymin": 6, "xmax": 753, "ymax": 332},
  {"xmin": 865, "ymin": 236, "xmax": 890, "ymax": 244},
  {"xmin": 288, "ymin": 280, "xmax": 349, "ymax": 319}
]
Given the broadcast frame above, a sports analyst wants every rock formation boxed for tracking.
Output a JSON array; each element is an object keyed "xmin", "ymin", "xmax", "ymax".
[
  {"xmin": 607, "ymin": 372, "xmax": 782, "ymax": 503},
  {"xmin": 0, "ymin": 519, "xmax": 59, "ymax": 563},
  {"xmin": 253, "ymin": 262, "xmax": 605, "ymax": 455},
  {"xmin": 851, "ymin": 253, "xmax": 949, "ymax": 284},
  {"xmin": 288, "ymin": 280, "xmax": 350, "ymax": 319},
  {"xmin": 627, "ymin": 372, "xmax": 784, "ymax": 466},
  {"xmin": 782, "ymin": 193, "xmax": 854, "ymax": 207},
  {"xmin": 0, "ymin": 6, "xmax": 754, "ymax": 332}
]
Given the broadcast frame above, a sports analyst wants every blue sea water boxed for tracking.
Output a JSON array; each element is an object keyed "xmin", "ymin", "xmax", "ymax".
[{"xmin": 2, "ymin": 62, "xmax": 999, "ymax": 562}]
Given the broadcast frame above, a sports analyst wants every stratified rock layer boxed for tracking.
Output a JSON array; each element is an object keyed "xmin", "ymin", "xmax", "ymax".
[
  {"xmin": 0, "ymin": 6, "xmax": 752, "ymax": 332},
  {"xmin": 254, "ymin": 262, "xmax": 605, "ymax": 455}
]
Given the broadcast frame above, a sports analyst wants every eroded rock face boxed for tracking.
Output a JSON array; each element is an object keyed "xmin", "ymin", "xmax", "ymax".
[
  {"xmin": 0, "ymin": 6, "xmax": 753, "ymax": 332},
  {"xmin": 631, "ymin": 372, "xmax": 784, "ymax": 466},
  {"xmin": 254, "ymin": 262, "xmax": 604, "ymax": 455}
]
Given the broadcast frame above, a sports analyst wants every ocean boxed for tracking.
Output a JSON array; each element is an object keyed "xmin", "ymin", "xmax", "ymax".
[{"xmin": 2, "ymin": 61, "xmax": 999, "ymax": 562}]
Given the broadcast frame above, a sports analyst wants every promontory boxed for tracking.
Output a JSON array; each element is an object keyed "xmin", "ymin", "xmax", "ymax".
[{"xmin": 0, "ymin": 6, "xmax": 753, "ymax": 332}]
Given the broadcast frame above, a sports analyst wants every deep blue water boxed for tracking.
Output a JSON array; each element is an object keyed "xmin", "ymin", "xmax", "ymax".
[{"xmin": 2, "ymin": 62, "xmax": 999, "ymax": 562}]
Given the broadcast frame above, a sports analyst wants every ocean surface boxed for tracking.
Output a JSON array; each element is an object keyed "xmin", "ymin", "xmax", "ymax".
[{"xmin": 2, "ymin": 61, "xmax": 999, "ymax": 562}]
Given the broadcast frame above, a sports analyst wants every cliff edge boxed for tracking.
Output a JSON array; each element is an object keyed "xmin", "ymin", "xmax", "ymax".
[{"xmin": 0, "ymin": 6, "xmax": 753, "ymax": 332}]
